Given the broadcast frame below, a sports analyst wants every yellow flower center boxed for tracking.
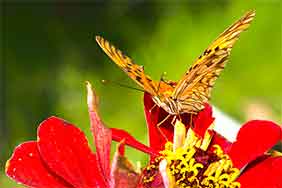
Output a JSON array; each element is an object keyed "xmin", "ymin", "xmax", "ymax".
[
  {"xmin": 141, "ymin": 120, "xmax": 241, "ymax": 188},
  {"xmin": 161, "ymin": 142, "xmax": 240, "ymax": 188}
]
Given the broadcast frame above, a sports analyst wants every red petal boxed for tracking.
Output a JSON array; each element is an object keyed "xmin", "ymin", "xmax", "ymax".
[
  {"xmin": 238, "ymin": 156, "xmax": 282, "ymax": 188},
  {"xmin": 111, "ymin": 142, "xmax": 140, "ymax": 188},
  {"xmin": 111, "ymin": 128, "xmax": 159, "ymax": 157},
  {"xmin": 210, "ymin": 130, "xmax": 232, "ymax": 153},
  {"xmin": 228, "ymin": 120, "xmax": 281, "ymax": 169},
  {"xmin": 87, "ymin": 82, "xmax": 112, "ymax": 179},
  {"xmin": 6, "ymin": 141, "xmax": 72, "ymax": 188},
  {"xmin": 117, "ymin": 140, "xmax": 125, "ymax": 156},
  {"xmin": 192, "ymin": 103, "xmax": 214, "ymax": 138},
  {"xmin": 37, "ymin": 116, "xmax": 107, "ymax": 188}
]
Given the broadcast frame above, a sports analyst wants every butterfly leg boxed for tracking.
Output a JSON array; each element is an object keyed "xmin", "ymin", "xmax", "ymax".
[
  {"xmin": 178, "ymin": 114, "xmax": 182, "ymax": 122},
  {"xmin": 149, "ymin": 104, "xmax": 157, "ymax": 113},
  {"xmin": 171, "ymin": 115, "xmax": 177, "ymax": 125},
  {"xmin": 157, "ymin": 114, "xmax": 171, "ymax": 127},
  {"xmin": 190, "ymin": 113, "xmax": 194, "ymax": 127},
  {"xmin": 156, "ymin": 114, "xmax": 171, "ymax": 142},
  {"xmin": 157, "ymin": 126, "xmax": 169, "ymax": 142}
]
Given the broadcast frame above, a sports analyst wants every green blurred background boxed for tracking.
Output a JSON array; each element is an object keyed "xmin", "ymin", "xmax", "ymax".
[{"xmin": 1, "ymin": 1, "xmax": 281, "ymax": 187}]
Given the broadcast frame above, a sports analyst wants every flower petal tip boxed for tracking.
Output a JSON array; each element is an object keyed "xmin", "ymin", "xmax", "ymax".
[{"xmin": 86, "ymin": 81, "xmax": 98, "ymax": 112}]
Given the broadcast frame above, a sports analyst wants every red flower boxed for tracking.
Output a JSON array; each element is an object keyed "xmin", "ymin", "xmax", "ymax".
[
  {"xmin": 142, "ymin": 92, "xmax": 282, "ymax": 188},
  {"xmin": 5, "ymin": 82, "xmax": 152, "ymax": 188},
  {"xmin": 6, "ymin": 117, "xmax": 108, "ymax": 188}
]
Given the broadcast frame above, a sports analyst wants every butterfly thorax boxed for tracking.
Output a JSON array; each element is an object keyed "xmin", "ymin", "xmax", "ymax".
[
  {"xmin": 152, "ymin": 81, "xmax": 179, "ymax": 115},
  {"xmin": 153, "ymin": 81, "xmax": 201, "ymax": 115},
  {"xmin": 156, "ymin": 81, "xmax": 175, "ymax": 97}
]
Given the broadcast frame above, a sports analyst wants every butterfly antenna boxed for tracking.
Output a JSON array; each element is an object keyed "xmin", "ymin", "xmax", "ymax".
[
  {"xmin": 156, "ymin": 72, "xmax": 167, "ymax": 96},
  {"xmin": 101, "ymin": 79, "xmax": 145, "ymax": 93}
]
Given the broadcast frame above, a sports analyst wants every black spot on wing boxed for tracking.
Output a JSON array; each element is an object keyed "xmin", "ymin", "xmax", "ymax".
[
  {"xmin": 193, "ymin": 64, "xmax": 199, "ymax": 69},
  {"xmin": 147, "ymin": 78, "xmax": 152, "ymax": 82},
  {"xmin": 188, "ymin": 67, "xmax": 192, "ymax": 72},
  {"xmin": 135, "ymin": 68, "xmax": 142, "ymax": 74},
  {"xmin": 203, "ymin": 49, "xmax": 212, "ymax": 55},
  {"xmin": 125, "ymin": 69, "xmax": 132, "ymax": 74},
  {"xmin": 188, "ymin": 63, "xmax": 199, "ymax": 73},
  {"xmin": 147, "ymin": 79, "xmax": 156, "ymax": 91},
  {"xmin": 135, "ymin": 76, "xmax": 142, "ymax": 83}
]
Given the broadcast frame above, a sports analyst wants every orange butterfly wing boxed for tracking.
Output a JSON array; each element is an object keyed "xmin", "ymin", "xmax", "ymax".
[
  {"xmin": 96, "ymin": 36, "xmax": 159, "ymax": 96},
  {"xmin": 172, "ymin": 10, "xmax": 256, "ymax": 112}
]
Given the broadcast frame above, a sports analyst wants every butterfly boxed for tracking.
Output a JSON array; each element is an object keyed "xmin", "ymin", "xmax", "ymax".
[{"xmin": 96, "ymin": 10, "xmax": 255, "ymax": 116}]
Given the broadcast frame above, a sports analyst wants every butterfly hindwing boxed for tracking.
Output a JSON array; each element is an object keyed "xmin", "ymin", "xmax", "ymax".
[
  {"xmin": 96, "ymin": 36, "xmax": 158, "ymax": 96},
  {"xmin": 172, "ymin": 10, "xmax": 255, "ymax": 112}
]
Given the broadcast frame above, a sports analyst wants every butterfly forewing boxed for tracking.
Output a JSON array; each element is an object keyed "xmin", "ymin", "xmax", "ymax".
[
  {"xmin": 171, "ymin": 10, "xmax": 255, "ymax": 113},
  {"xmin": 96, "ymin": 36, "xmax": 158, "ymax": 96}
]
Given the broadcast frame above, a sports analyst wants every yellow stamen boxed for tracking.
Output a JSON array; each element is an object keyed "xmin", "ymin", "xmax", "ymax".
[
  {"xmin": 200, "ymin": 125, "xmax": 213, "ymax": 151},
  {"xmin": 173, "ymin": 120, "xmax": 186, "ymax": 152},
  {"xmin": 184, "ymin": 128, "xmax": 199, "ymax": 148}
]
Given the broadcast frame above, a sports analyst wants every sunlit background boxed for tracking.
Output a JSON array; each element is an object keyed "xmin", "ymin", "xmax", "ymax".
[{"xmin": 1, "ymin": 1, "xmax": 281, "ymax": 186}]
